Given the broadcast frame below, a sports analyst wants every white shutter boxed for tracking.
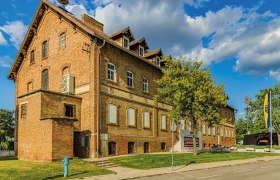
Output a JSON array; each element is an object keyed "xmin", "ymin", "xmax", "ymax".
[
  {"xmin": 108, "ymin": 104, "xmax": 117, "ymax": 123},
  {"xmin": 161, "ymin": 115, "xmax": 166, "ymax": 130},
  {"xmin": 128, "ymin": 108, "xmax": 135, "ymax": 126},
  {"xmin": 143, "ymin": 111, "xmax": 150, "ymax": 128}
]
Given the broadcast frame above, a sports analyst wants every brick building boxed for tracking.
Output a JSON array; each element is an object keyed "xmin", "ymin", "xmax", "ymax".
[{"xmin": 8, "ymin": 0, "xmax": 235, "ymax": 161}]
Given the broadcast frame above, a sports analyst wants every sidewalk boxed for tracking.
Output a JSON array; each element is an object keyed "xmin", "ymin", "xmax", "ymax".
[{"xmin": 85, "ymin": 156, "xmax": 280, "ymax": 180}]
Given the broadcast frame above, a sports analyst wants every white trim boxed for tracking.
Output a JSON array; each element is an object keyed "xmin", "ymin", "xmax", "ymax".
[{"xmin": 123, "ymin": 36, "xmax": 130, "ymax": 50}]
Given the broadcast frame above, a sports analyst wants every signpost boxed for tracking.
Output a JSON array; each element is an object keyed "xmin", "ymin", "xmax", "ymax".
[{"xmin": 171, "ymin": 119, "xmax": 176, "ymax": 172}]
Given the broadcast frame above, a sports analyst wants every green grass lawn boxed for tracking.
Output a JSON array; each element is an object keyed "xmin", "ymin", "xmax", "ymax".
[
  {"xmin": 0, "ymin": 159, "xmax": 114, "ymax": 179},
  {"xmin": 111, "ymin": 152, "xmax": 280, "ymax": 169}
]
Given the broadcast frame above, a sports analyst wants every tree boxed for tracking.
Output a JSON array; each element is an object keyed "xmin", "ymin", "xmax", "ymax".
[
  {"xmin": 0, "ymin": 109, "xmax": 14, "ymax": 150},
  {"xmin": 156, "ymin": 57, "xmax": 227, "ymax": 155},
  {"xmin": 248, "ymin": 84, "xmax": 280, "ymax": 144},
  {"xmin": 235, "ymin": 118, "xmax": 247, "ymax": 144}
]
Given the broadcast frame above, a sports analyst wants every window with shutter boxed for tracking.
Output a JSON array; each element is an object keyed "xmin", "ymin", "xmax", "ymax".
[
  {"xmin": 127, "ymin": 108, "xmax": 136, "ymax": 126},
  {"xmin": 161, "ymin": 115, "xmax": 166, "ymax": 130},
  {"xmin": 108, "ymin": 104, "xmax": 117, "ymax": 124},
  {"xmin": 143, "ymin": 111, "xmax": 150, "ymax": 128},
  {"xmin": 42, "ymin": 69, "xmax": 49, "ymax": 90}
]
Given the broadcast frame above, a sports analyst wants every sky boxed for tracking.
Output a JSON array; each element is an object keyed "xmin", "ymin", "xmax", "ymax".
[{"xmin": 1, "ymin": 0, "xmax": 280, "ymax": 118}]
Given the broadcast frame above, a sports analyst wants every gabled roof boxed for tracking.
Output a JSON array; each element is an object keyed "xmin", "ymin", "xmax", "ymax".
[
  {"xmin": 145, "ymin": 48, "xmax": 162, "ymax": 58},
  {"xmin": 130, "ymin": 37, "xmax": 149, "ymax": 49},
  {"xmin": 8, "ymin": 0, "xmax": 161, "ymax": 80},
  {"xmin": 109, "ymin": 26, "xmax": 135, "ymax": 40}
]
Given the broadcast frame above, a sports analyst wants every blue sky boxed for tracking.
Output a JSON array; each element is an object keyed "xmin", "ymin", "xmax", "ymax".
[{"xmin": 1, "ymin": 0, "xmax": 280, "ymax": 118}]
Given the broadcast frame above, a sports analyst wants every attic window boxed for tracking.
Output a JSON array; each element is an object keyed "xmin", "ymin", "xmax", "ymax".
[
  {"xmin": 123, "ymin": 37, "xmax": 129, "ymax": 49},
  {"xmin": 139, "ymin": 46, "xmax": 144, "ymax": 57},
  {"xmin": 156, "ymin": 56, "xmax": 160, "ymax": 66}
]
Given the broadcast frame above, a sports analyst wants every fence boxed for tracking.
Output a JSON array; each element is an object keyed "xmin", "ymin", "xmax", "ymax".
[{"xmin": 0, "ymin": 150, "xmax": 15, "ymax": 157}]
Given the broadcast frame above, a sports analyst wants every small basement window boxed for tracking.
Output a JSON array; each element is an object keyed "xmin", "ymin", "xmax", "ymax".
[{"xmin": 64, "ymin": 104, "xmax": 75, "ymax": 117}]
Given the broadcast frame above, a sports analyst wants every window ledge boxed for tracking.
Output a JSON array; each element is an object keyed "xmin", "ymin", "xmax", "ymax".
[
  {"xmin": 107, "ymin": 122, "xmax": 119, "ymax": 126},
  {"xmin": 42, "ymin": 56, "xmax": 48, "ymax": 60},
  {"xmin": 127, "ymin": 125, "xmax": 137, "ymax": 128},
  {"xmin": 30, "ymin": 62, "xmax": 35, "ymax": 66},
  {"xmin": 126, "ymin": 86, "xmax": 135, "ymax": 90},
  {"xmin": 143, "ymin": 127, "xmax": 151, "ymax": 130},
  {"xmin": 107, "ymin": 79, "xmax": 118, "ymax": 85}
]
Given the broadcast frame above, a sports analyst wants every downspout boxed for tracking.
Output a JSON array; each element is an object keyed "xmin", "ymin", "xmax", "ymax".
[{"xmin": 96, "ymin": 39, "xmax": 106, "ymax": 158}]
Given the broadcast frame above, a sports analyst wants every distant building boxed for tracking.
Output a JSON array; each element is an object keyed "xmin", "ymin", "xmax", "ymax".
[{"xmin": 8, "ymin": 0, "xmax": 236, "ymax": 161}]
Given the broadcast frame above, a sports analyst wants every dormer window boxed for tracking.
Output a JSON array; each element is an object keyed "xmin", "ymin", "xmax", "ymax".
[
  {"xmin": 123, "ymin": 37, "xmax": 129, "ymax": 49},
  {"xmin": 156, "ymin": 56, "xmax": 160, "ymax": 66},
  {"xmin": 139, "ymin": 46, "xmax": 144, "ymax": 57}
]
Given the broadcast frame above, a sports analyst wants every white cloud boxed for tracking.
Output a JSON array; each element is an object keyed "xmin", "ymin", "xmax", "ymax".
[
  {"xmin": 0, "ymin": 56, "xmax": 12, "ymax": 68},
  {"xmin": 49, "ymin": 0, "xmax": 280, "ymax": 81},
  {"xmin": 0, "ymin": 32, "xmax": 7, "ymax": 45},
  {"xmin": 0, "ymin": 21, "xmax": 28, "ymax": 49}
]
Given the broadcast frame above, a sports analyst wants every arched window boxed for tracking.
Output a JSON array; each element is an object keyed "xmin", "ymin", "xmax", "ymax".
[
  {"xmin": 108, "ymin": 63, "xmax": 116, "ymax": 81},
  {"xmin": 60, "ymin": 32, "xmax": 66, "ymax": 49},
  {"xmin": 144, "ymin": 142, "xmax": 149, "ymax": 153},
  {"xmin": 27, "ymin": 81, "xmax": 33, "ymax": 93},
  {"xmin": 108, "ymin": 142, "xmax": 116, "ymax": 155},
  {"xmin": 128, "ymin": 142, "xmax": 134, "ymax": 154},
  {"xmin": 42, "ymin": 69, "xmax": 49, "ymax": 90},
  {"xmin": 42, "ymin": 40, "xmax": 48, "ymax": 58},
  {"xmin": 127, "ymin": 71, "xmax": 133, "ymax": 87}
]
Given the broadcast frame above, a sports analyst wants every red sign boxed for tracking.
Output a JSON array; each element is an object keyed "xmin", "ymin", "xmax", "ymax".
[{"xmin": 184, "ymin": 137, "xmax": 199, "ymax": 148}]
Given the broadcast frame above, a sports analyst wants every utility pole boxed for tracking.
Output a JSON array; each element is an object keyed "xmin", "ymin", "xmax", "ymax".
[{"xmin": 244, "ymin": 96, "xmax": 251, "ymax": 135}]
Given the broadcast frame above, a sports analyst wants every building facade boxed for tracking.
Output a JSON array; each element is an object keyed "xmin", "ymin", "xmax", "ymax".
[{"xmin": 8, "ymin": 0, "xmax": 235, "ymax": 161}]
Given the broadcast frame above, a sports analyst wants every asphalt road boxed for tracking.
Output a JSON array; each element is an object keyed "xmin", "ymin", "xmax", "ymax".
[{"xmin": 137, "ymin": 159, "xmax": 280, "ymax": 180}]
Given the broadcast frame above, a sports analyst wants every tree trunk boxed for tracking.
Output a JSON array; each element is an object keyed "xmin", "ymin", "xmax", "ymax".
[
  {"xmin": 277, "ymin": 132, "xmax": 280, "ymax": 146},
  {"xmin": 193, "ymin": 128, "xmax": 197, "ymax": 156}
]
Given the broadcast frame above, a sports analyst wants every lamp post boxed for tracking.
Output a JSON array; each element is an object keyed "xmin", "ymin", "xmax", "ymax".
[
  {"xmin": 171, "ymin": 118, "xmax": 176, "ymax": 172},
  {"xmin": 244, "ymin": 96, "xmax": 251, "ymax": 135}
]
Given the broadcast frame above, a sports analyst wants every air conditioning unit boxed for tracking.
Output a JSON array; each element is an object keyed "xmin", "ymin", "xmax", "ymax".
[{"xmin": 62, "ymin": 74, "xmax": 75, "ymax": 94}]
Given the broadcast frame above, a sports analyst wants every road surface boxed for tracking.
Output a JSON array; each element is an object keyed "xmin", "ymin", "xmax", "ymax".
[{"xmin": 137, "ymin": 158, "xmax": 280, "ymax": 180}]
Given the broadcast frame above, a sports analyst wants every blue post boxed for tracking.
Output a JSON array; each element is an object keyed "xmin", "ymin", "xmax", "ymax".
[{"xmin": 64, "ymin": 157, "xmax": 70, "ymax": 177}]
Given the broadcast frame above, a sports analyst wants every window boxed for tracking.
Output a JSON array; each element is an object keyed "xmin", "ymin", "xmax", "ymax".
[
  {"xmin": 208, "ymin": 126, "xmax": 211, "ymax": 135},
  {"xmin": 21, "ymin": 103, "xmax": 27, "ymax": 118},
  {"xmin": 139, "ymin": 46, "xmax": 144, "ymax": 57},
  {"xmin": 212, "ymin": 127, "xmax": 216, "ymax": 135},
  {"xmin": 161, "ymin": 142, "xmax": 166, "ymax": 151},
  {"xmin": 144, "ymin": 142, "xmax": 149, "ymax": 153},
  {"xmin": 81, "ymin": 135, "xmax": 89, "ymax": 148},
  {"xmin": 123, "ymin": 37, "xmax": 129, "ymax": 49},
  {"xmin": 232, "ymin": 130, "xmax": 234, "ymax": 138},
  {"xmin": 42, "ymin": 40, "xmax": 48, "ymax": 58},
  {"xmin": 188, "ymin": 121, "xmax": 192, "ymax": 131},
  {"xmin": 42, "ymin": 69, "xmax": 49, "ymax": 90},
  {"xmin": 108, "ymin": 63, "xmax": 116, "ymax": 81},
  {"xmin": 30, "ymin": 50, "xmax": 35, "ymax": 64},
  {"xmin": 127, "ymin": 71, "xmax": 133, "ymax": 87},
  {"xmin": 221, "ymin": 129, "xmax": 224, "ymax": 137},
  {"xmin": 156, "ymin": 56, "xmax": 160, "ymax": 66},
  {"xmin": 108, "ymin": 142, "xmax": 116, "ymax": 155},
  {"xmin": 161, "ymin": 115, "xmax": 167, "ymax": 130},
  {"xmin": 202, "ymin": 124, "xmax": 206, "ymax": 135},
  {"xmin": 127, "ymin": 108, "xmax": 136, "ymax": 126},
  {"xmin": 64, "ymin": 104, "xmax": 75, "ymax": 117},
  {"xmin": 143, "ymin": 78, "xmax": 149, "ymax": 93},
  {"xmin": 225, "ymin": 129, "xmax": 228, "ymax": 137},
  {"xmin": 143, "ymin": 111, "xmax": 150, "ymax": 128},
  {"xmin": 128, "ymin": 142, "xmax": 134, "ymax": 154},
  {"xmin": 60, "ymin": 32, "xmax": 66, "ymax": 49},
  {"xmin": 27, "ymin": 82, "xmax": 33, "ymax": 93},
  {"xmin": 108, "ymin": 104, "xmax": 117, "ymax": 124}
]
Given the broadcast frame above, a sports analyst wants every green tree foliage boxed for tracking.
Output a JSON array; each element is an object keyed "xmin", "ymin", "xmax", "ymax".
[
  {"xmin": 156, "ymin": 57, "xmax": 227, "ymax": 155},
  {"xmin": 235, "ymin": 118, "xmax": 247, "ymax": 144},
  {"xmin": 0, "ymin": 109, "xmax": 14, "ymax": 150},
  {"xmin": 248, "ymin": 84, "xmax": 280, "ymax": 134}
]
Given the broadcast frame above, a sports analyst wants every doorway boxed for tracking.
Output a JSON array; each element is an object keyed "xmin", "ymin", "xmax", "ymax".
[{"xmin": 128, "ymin": 142, "xmax": 134, "ymax": 154}]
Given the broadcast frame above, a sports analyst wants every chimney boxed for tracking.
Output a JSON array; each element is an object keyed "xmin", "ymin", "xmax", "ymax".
[{"xmin": 81, "ymin": 14, "xmax": 104, "ymax": 32}]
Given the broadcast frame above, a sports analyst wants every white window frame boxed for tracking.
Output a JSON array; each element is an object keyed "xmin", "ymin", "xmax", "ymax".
[
  {"xmin": 221, "ymin": 129, "xmax": 224, "ymax": 137},
  {"xmin": 60, "ymin": 32, "xmax": 66, "ymax": 49},
  {"xmin": 143, "ymin": 111, "xmax": 150, "ymax": 128},
  {"xmin": 212, "ymin": 127, "xmax": 216, "ymax": 135},
  {"xmin": 161, "ymin": 115, "xmax": 167, "ymax": 130},
  {"xmin": 127, "ymin": 108, "xmax": 136, "ymax": 127},
  {"xmin": 108, "ymin": 63, "xmax": 116, "ymax": 81},
  {"xmin": 143, "ymin": 78, "xmax": 149, "ymax": 93},
  {"xmin": 208, "ymin": 126, "xmax": 211, "ymax": 135},
  {"xmin": 127, "ymin": 71, "xmax": 134, "ymax": 87},
  {"xmin": 123, "ymin": 36, "xmax": 130, "ymax": 49},
  {"xmin": 139, "ymin": 46, "xmax": 144, "ymax": 57},
  {"xmin": 108, "ymin": 104, "xmax": 117, "ymax": 124}
]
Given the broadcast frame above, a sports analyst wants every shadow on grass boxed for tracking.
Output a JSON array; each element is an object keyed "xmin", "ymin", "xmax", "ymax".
[
  {"xmin": 42, "ymin": 171, "xmax": 89, "ymax": 180},
  {"xmin": 0, "ymin": 157, "xmax": 18, "ymax": 161}
]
